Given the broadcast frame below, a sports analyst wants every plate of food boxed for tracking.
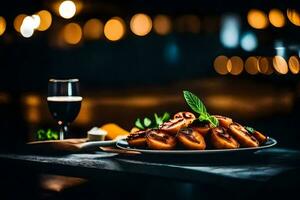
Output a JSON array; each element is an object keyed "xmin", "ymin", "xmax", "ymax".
[{"xmin": 116, "ymin": 90, "xmax": 277, "ymax": 154}]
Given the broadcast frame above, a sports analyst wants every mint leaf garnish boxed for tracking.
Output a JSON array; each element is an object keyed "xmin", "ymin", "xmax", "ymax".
[
  {"xmin": 144, "ymin": 117, "xmax": 152, "ymax": 127},
  {"xmin": 135, "ymin": 118, "xmax": 144, "ymax": 129},
  {"xmin": 183, "ymin": 90, "xmax": 219, "ymax": 128},
  {"xmin": 245, "ymin": 126, "xmax": 255, "ymax": 133}
]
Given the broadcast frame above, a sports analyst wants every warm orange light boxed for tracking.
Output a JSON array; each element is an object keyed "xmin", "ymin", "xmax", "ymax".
[
  {"xmin": 14, "ymin": 14, "xmax": 26, "ymax": 32},
  {"xmin": 214, "ymin": 55, "xmax": 229, "ymax": 75},
  {"xmin": 273, "ymin": 56, "xmax": 288, "ymax": 74},
  {"xmin": 153, "ymin": 15, "xmax": 172, "ymax": 35},
  {"xmin": 175, "ymin": 15, "xmax": 201, "ymax": 33},
  {"xmin": 247, "ymin": 9, "xmax": 268, "ymax": 29},
  {"xmin": 269, "ymin": 9, "xmax": 285, "ymax": 28},
  {"xmin": 104, "ymin": 17, "xmax": 125, "ymax": 41},
  {"xmin": 288, "ymin": 56, "xmax": 300, "ymax": 74},
  {"xmin": 229, "ymin": 56, "xmax": 244, "ymax": 75},
  {"xmin": 63, "ymin": 23, "xmax": 82, "ymax": 45},
  {"xmin": 83, "ymin": 18, "xmax": 103, "ymax": 40},
  {"xmin": 130, "ymin": 13, "xmax": 152, "ymax": 36},
  {"xmin": 37, "ymin": 10, "xmax": 52, "ymax": 31},
  {"xmin": 245, "ymin": 56, "xmax": 259, "ymax": 75},
  {"xmin": 0, "ymin": 16, "xmax": 6, "ymax": 36},
  {"xmin": 287, "ymin": 9, "xmax": 300, "ymax": 26},
  {"xmin": 258, "ymin": 57, "xmax": 270, "ymax": 74}
]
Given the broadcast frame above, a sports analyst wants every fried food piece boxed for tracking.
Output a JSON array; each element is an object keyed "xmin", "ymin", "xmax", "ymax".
[
  {"xmin": 210, "ymin": 127, "xmax": 239, "ymax": 149},
  {"xmin": 177, "ymin": 128, "xmax": 206, "ymax": 150},
  {"xmin": 213, "ymin": 115, "xmax": 233, "ymax": 129},
  {"xmin": 127, "ymin": 130, "xmax": 147, "ymax": 147},
  {"xmin": 252, "ymin": 130, "xmax": 268, "ymax": 145},
  {"xmin": 174, "ymin": 112, "xmax": 196, "ymax": 126},
  {"xmin": 190, "ymin": 121, "xmax": 211, "ymax": 137},
  {"xmin": 146, "ymin": 130, "xmax": 176, "ymax": 150},
  {"xmin": 130, "ymin": 127, "xmax": 140, "ymax": 133},
  {"xmin": 229, "ymin": 123, "xmax": 259, "ymax": 147},
  {"xmin": 159, "ymin": 118, "xmax": 187, "ymax": 135}
]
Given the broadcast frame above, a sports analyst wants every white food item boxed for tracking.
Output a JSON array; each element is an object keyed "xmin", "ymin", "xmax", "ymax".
[{"xmin": 87, "ymin": 127, "xmax": 107, "ymax": 141}]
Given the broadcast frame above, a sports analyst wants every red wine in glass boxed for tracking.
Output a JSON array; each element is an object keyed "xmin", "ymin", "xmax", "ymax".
[{"xmin": 47, "ymin": 79, "xmax": 82, "ymax": 140}]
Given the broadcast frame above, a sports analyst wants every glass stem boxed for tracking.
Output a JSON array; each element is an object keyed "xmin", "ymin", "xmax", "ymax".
[{"xmin": 59, "ymin": 124, "xmax": 68, "ymax": 140}]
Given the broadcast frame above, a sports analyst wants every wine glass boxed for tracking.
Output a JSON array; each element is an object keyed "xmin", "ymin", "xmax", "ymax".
[{"xmin": 47, "ymin": 79, "xmax": 82, "ymax": 140}]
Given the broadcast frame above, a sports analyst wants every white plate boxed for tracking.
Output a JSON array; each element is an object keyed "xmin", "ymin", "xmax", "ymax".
[{"xmin": 116, "ymin": 137, "xmax": 277, "ymax": 154}]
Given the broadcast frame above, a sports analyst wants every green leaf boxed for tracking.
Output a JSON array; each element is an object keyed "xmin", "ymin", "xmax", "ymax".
[
  {"xmin": 162, "ymin": 112, "xmax": 170, "ymax": 121},
  {"xmin": 154, "ymin": 113, "xmax": 163, "ymax": 126},
  {"xmin": 135, "ymin": 118, "xmax": 144, "ymax": 129},
  {"xmin": 144, "ymin": 117, "xmax": 152, "ymax": 127},
  {"xmin": 199, "ymin": 113, "xmax": 209, "ymax": 121},
  {"xmin": 209, "ymin": 116, "xmax": 219, "ymax": 128},
  {"xmin": 245, "ymin": 126, "xmax": 255, "ymax": 133},
  {"xmin": 183, "ymin": 90, "xmax": 207, "ymax": 114}
]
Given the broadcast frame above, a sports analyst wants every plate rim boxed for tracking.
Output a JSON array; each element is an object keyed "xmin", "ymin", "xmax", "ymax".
[{"xmin": 116, "ymin": 137, "xmax": 277, "ymax": 154}]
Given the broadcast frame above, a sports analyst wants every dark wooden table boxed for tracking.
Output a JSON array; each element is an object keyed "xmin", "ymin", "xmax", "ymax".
[{"xmin": 0, "ymin": 147, "xmax": 300, "ymax": 199}]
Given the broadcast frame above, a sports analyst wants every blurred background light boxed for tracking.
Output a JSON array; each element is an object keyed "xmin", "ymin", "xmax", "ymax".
[
  {"xmin": 83, "ymin": 18, "xmax": 103, "ymax": 40},
  {"xmin": 220, "ymin": 14, "xmax": 240, "ymax": 48},
  {"xmin": 20, "ymin": 16, "xmax": 35, "ymax": 38},
  {"xmin": 245, "ymin": 56, "xmax": 259, "ymax": 75},
  {"xmin": 59, "ymin": 0, "xmax": 76, "ymax": 19},
  {"xmin": 275, "ymin": 41, "xmax": 286, "ymax": 57},
  {"xmin": 273, "ymin": 56, "xmax": 288, "ymax": 74},
  {"xmin": 214, "ymin": 55, "xmax": 229, "ymax": 75},
  {"xmin": 240, "ymin": 31, "xmax": 258, "ymax": 51},
  {"xmin": 164, "ymin": 42, "xmax": 180, "ymax": 64},
  {"xmin": 258, "ymin": 57, "xmax": 270, "ymax": 74},
  {"xmin": 31, "ymin": 15, "xmax": 41, "ymax": 29},
  {"xmin": 153, "ymin": 15, "xmax": 172, "ymax": 35},
  {"xmin": 269, "ymin": 9, "xmax": 285, "ymax": 28},
  {"xmin": 130, "ymin": 13, "xmax": 152, "ymax": 36},
  {"xmin": 287, "ymin": 9, "xmax": 300, "ymax": 26},
  {"xmin": 14, "ymin": 14, "xmax": 26, "ymax": 32},
  {"xmin": 247, "ymin": 9, "xmax": 268, "ymax": 29},
  {"xmin": 63, "ymin": 23, "xmax": 82, "ymax": 45},
  {"xmin": 229, "ymin": 56, "xmax": 244, "ymax": 75},
  {"xmin": 104, "ymin": 17, "xmax": 125, "ymax": 41},
  {"xmin": 184, "ymin": 15, "xmax": 201, "ymax": 33},
  {"xmin": 175, "ymin": 15, "xmax": 201, "ymax": 33},
  {"xmin": 37, "ymin": 10, "xmax": 52, "ymax": 31},
  {"xmin": 288, "ymin": 56, "xmax": 300, "ymax": 74},
  {"xmin": 0, "ymin": 16, "xmax": 6, "ymax": 36}
]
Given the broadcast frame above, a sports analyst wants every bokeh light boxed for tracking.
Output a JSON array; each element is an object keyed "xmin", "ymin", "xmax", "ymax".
[
  {"xmin": 175, "ymin": 15, "xmax": 201, "ymax": 33},
  {"xmin": 288, "ymin": 56, "xmax": 300, "ymax": 74},
  {"xmin": 287, "ymin": 9, "xmax": 300, "ymax": 26},
  {"xmin": 0, "ymin": 16, "xmax": 6, "ymax": 36},
  {"xmin": 83, "ymin": 18, "xmax": 103, "ymax": 40},
  {"xmin": 245, "ymin": 56, "xmax": 259, "ymax": 75},
  {"xmin": 247, "ymin": 9, "xmax": 268, "ymax": 29},
  {"xmin": 229, "ymin": 56, "xmax": 244, "ymax": 75},
  {"xmin": 153, "ymin": 15, "xmax": 172, "ymax": 35},
  {"xmin": 104, "ymin": 17, "xmax": 125, "ymax": 41},
  {"xmin": 59, "ymin": 0, "xmax": 76, "ymax": 19},
  {"xmin": 240, "ymin": 31, "xmax": 258, "ymax": 51},
  {"xmin": 20, "ymin": 16, "xmax": 35, "ymax": 38},
  {"xmin": 37, "ymin": 10, "xmax": 52, "ymax": 31},
  {"xmin": 31, "ymin": 15, "xmax": 41, "ymax": 29},
  {"xmin": 63, "ymin": 23, "xmax": 82, "ymax": 44},
  {"xmin": 214, "ymin": 55, "xmax": 230, "ymax": 75},
  {"xmin": 220, "ymin": 15, "xmax": 240, "ymax": 48},
  {"xmin": 258, "ymin": 57, "xmax": 270, "ymax": 74},
  {"xmin": 273, "ymin": 56, "xmax": 288, "ymax": 74},
  {"xmin": 14, "ymin": 14, "xmax": 26, "ymax": 32},
  {"xmin": 130, "ymin": 13, "xmax": 152, "ymax": 36},
  {"xmin": 269, "ymin": 9, "xmax": 285, "ymax": 28}
]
